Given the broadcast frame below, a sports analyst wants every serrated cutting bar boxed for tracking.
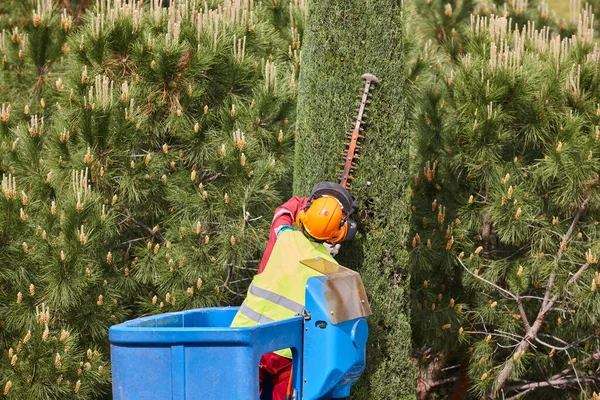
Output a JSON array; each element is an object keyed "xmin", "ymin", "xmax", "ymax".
[{"xmin": 338, "ymin": 73, "xmax": 379, "ymax": 190}]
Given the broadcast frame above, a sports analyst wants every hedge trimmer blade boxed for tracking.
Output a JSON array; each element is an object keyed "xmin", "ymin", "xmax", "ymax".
[{"xmin": 339, "ymin": 73, "xmax": 379, "ymax": 190}]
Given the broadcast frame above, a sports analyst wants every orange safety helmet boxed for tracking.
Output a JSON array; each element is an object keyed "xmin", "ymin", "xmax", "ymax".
[{"xmin": 295, "ymin": 182, "xmax": 358, "ymax": 243}]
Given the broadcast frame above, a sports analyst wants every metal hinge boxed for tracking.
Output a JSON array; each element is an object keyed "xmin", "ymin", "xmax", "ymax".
[{"xmin": 302, "ymin": 309, "xmax": 311, "ymax": 321}]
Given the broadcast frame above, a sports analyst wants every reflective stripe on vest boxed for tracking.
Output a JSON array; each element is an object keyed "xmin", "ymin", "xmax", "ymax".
[
  {"xmin": 248, "ymin": 283, "xmax": 305, "ymax": 315},
  {"xmin": 239, "ymin": 302, "xmax": 274, "ymax": 324},
  {"xmin": 230, "ymin": 230, "xmax": 338, "ymax": 357}
]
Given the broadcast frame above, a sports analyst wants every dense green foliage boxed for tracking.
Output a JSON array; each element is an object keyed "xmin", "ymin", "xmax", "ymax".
[
  {"xmin": 408, "ymin": 0, "xmax": 600, "ymax": 398},
  {"xmin": 295, "ymin": 0, "xmax": 414, "ymax": 398},
  {"xmin": 7, "ymin": 0, "xmax": 600, "ymax": 399},
  {"xmin": 0, "ymin": 0, "xmax": 302, "ymax": 398}
]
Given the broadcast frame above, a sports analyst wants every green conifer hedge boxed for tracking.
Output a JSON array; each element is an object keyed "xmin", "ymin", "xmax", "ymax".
[{"xmin": 295, "ymin": 0, "xmax": 415, "ymax": 398}]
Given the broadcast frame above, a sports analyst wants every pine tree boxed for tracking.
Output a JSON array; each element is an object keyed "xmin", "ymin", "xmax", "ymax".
[
  {"xmin": 294, "ymin": 0, "xmax": 415, "ymax": 398},
  {"xmin": 1, "ymin": 0, "xmax": 302, "ymax": 397},
  {"xmin": 409, "ymin": 0, "xmax": 600, "ymax": 397}
]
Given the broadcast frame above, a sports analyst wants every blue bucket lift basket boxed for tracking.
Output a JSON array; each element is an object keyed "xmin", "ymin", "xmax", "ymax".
[{"xmin": 110, "ymin": 262, "xmax": 370, "ymax": 400}]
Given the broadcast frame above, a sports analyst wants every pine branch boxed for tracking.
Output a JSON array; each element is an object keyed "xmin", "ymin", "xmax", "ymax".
[
  {"xmin": 218, "ymin": 283, "xmax": 245, "ymax": 298},
  {"xmin": 534, "ymin": 334, "xmax": 593, "ymax": 352},
  {"xmin": 464, "ymin": 330, "xmax": 523, "ymax": 345},
  {"xmin": 417, "ymin": 374, "xmax": 460, "ymax": 399},
  {"xmin": 504, "ymin": 387, "xmax": 534, "ymax": 400},
  {"xmin": 565, "ymin": 348, "xmax": 585, "ymax": 394},
  {"xmin": 456, "ymin": 257, "xmax": 518, "ymax": 301},
  {"xmin": 504, "ymin": 350, "xmax": 600, "ymax": 399},
  {"xmin": 567, "ymin": 262, "xmax": 592, "ymax": 285},
  {"xmin": 456, "ymin": 257, "xmax": 535, "ymax": 348},
  {"xmin": 504, "ymin": 376, "xmax": 599, "ymax": 397},
  {"xmin": 520, "ymin": 295, "xmax": 546, "ymax": 301},
  {"xmin": 120, "ymin": 205, "xmax": 164, "ymax": 243},
  {"xmin": 224, "ymin": 278, "xmax": 253, "ymax": 285},
  {"xmin": 223, "ymin": 263, "xmax": 234, "ymax": 287},
  {"xmin": 541, "ymin": 196, "xmax": 590, "ymax": 312},
  {"xmin": 515, "ymin": 297, "xmax": 531, "ymax": 332},
  {"xmin": 431, "ymin": 376, "xmax": 460, "ymax": 387},
  {"xmin": 494, "ymin": 196, "xmax": 591, "ymax": 393}
]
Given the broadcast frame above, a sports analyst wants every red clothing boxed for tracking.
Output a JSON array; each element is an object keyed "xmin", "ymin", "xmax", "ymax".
[
  {"xmin": 258, "ymin": 196, "xmax": 308, "ymax": 400},
  {"xmin": 258, "ymin": 196, "xmax": 308, "ymax": 274},
  {"xmin": 259, "ymin": 353, "xmax": 292, "ymax": 400}
]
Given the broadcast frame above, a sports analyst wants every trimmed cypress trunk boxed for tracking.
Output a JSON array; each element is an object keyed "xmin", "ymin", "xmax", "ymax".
[{"xmin": 294, "ymin": 1, "xmax": 415, "ymax": 398}]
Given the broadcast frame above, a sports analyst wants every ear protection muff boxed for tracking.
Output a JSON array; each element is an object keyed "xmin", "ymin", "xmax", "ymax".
[{"xmin": 327, "ymin": 215, "xmax": 358, "ymax": 243}]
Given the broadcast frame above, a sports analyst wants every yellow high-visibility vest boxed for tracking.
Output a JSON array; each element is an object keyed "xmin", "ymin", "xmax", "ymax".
[{"xmin": 230, "ymin": 229, "xmax": 337, "ymax": 358}]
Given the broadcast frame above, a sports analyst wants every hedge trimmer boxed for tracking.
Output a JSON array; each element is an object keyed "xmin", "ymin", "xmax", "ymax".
[{"xmin": 338, "ymin": 73, "xmax": 379, "ymax": 190}]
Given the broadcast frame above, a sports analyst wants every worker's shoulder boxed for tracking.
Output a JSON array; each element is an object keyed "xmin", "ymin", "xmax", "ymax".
[
  {"xmin": 277, "ymin": 226, "xmax": 300, "ymax": 238},
  {"xmin": 274, "ymin": 224, "xmax": 294, "ymax": 238},
  {"xmin": 278, "ymin": 196, "xmax": 308, "ymax": 211},
  {"xmin": 277, "ymin": 228, "xmax": 315, "ymax": 244}
]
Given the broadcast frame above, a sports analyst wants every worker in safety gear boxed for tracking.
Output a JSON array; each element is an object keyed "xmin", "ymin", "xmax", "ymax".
[{"xmin": 230, "ymin": 182, "xmax": 358, "ymax": 400}]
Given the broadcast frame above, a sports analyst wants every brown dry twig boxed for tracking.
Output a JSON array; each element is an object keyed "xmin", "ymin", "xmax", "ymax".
[{"xmin": 120, "ymin": 205, "xmax": 164, "ymax": 243}]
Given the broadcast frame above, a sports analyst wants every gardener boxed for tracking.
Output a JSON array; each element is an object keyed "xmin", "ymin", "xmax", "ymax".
[{"xmin": 230, "ymin": 181, "xmax": 358, "ymax": 400}]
